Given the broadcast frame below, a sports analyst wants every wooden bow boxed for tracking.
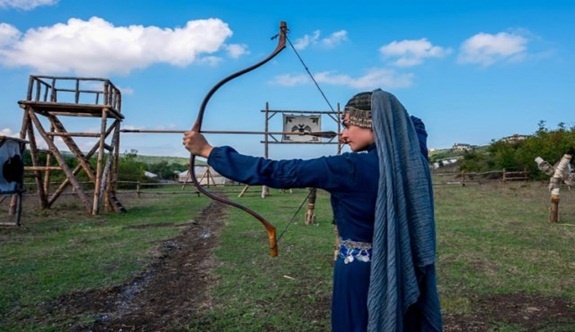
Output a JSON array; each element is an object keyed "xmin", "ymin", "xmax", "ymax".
[{"xmin": 189, "ymin": 21, "xmax": 288, "ymax": 257}]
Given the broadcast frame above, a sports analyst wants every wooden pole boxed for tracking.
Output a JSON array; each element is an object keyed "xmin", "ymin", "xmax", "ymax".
[
  {"xmin": 304, "ymin": 187, "xmax": 317, "ymax": 225},
  {"xmin": 262, "ymin": 102, "xmax": 270, "ymax": 198},
  {"xmin": 238, "ymin": 185, "xmax": 250, "ymax": 197},
  {"xmin": 92, "ymin": 108, "xmax": 108, "ymax": 215},
  {"xmin": 333, "ymin": 225, "xmax": 340, "ymax": 263},
  {"xmin": 548, "ymin": 154, "xmax": 571, "ymax": 223}
]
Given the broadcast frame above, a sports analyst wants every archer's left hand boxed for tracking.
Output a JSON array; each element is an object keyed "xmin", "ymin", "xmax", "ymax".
[{"xmin": 183, "ymin": 131, "xmax": 213, "ymax": 158}]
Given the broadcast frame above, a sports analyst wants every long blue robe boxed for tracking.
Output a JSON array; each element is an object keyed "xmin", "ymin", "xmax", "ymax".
[
  {"xmin": 209, "ymin": 144, "xmax": 378, "ymax": 331},
  {"xmin": 206, "ymin": 113, "xmax": 440, "ymax": 331}
]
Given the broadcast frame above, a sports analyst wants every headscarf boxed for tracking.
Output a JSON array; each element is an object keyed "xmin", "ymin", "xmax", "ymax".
[
  {"xmin": 343, "ymin": 93, "xmax": 429, "ymax": 160},
  {"xmin": 348, "ymin": 89, "xmax": 442, "ymax": 331},
  {"xmin": 344, "ymin": 91, "xmax": 373, "ymax": 128}
]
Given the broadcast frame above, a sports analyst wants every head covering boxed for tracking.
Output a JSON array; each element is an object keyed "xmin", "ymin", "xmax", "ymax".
[
  {"xmin": 344, "ymin": 91, "xmax": 430, "ymax": 161},
  {"xmin": 344, "ymin": 92, "xmax": 373, "ymax": 128},
  {"xmin": 366, "ymin": 89, "xmax": 442, "ymax": 331}
]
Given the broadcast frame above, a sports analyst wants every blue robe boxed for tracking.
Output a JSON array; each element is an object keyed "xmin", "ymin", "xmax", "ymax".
[
  {"xmin": 206, "ymin": 114, "xmax": 440, "ymax": 331},
  {"xmin": 209, "ymin": 144, "xmax": 376, "ymax": 331}
]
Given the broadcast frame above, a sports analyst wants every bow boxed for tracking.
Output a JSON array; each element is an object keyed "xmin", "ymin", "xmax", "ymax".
[{"xmin": 189, "ymin": 21, "xmax": 288, "ymax": 257}]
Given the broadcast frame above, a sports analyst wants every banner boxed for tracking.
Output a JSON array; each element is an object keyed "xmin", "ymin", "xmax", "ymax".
[{"xmin": 282, "ymin": 115, "xmax": 321, "ymax": 142}]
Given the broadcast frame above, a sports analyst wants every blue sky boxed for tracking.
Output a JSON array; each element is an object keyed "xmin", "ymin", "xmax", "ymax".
[{"xmin": 0, "ymin": 0, "xmax": 573, "ymax": 160}]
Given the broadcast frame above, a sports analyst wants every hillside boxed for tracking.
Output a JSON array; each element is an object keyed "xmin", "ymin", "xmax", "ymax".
[
  {"xmin": 133, "ymin": 155, "xmax": 193, "ymax": 166},
  {"xmin": 429, "ymin": 145, "xmax": 488, "ymax": 163}
]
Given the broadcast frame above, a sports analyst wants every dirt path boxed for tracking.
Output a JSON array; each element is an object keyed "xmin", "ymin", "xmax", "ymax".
[{"xmin": 47, "ymin": 201, "xmax": 226, "ymax": 331}]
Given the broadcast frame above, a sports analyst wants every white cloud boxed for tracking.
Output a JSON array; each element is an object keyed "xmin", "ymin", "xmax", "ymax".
[
  {"xmin": 0, "ymin": 0, "xmax": 58, "ymax": 10},
  {"xmin": 270, "ymin": 68, "xmax": 413, "ymax": 89},
  {"xmin": 379, "ymin": 38, "xmax": 451, "ymax": 67},
  {"xmin": 119, "ymin": 124, "xmax": 143, "ymax": 131},
  {"xmin": 0, "ymin": 22, "xmax": 20, "ymax": 47},
  {"xmin": 269, "ymin": 73, "xmax": 309, "ymax": 86},
  {"xmin": 293, "ymin": 30, "xmax": 320, "ymax": 50},
  {"xmin": 458, "ymin": 32, "xmax": 528, "ymax": 67},
  {"xmin": 225, "ymin": 43, "xmax": 249, "ymax": 59},
  {"xmin": 293, "ymin": 30, "xmax": 347, "ymax": 50},
  {"xmin": 196, "ymin": 55, "xmax": 222, "ymax": 66},
  {"xmin": 1, "ymin": 127, "xmax": 50, "ymax": 150},
  {"xmin": 320, "ymin": 30, "xmax": 348, "ymax": 48},
  {"xmin": 1, "ymin": 128, "xmax": 18, "ymax": 137},
  {"xmin": 119, "ymin": 86, "xmax": 134, "ymax": 96},
  {"xmin": 0, "ymin": 17, "xmax": 235, "ymax": 76}
]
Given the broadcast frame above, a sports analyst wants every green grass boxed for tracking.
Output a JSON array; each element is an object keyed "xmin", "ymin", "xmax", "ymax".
[
  {"xmin": 186, "ymin": 188, "xmax": 335, "ymax": 331},
  {"xmin": 434, "ymin": 182, "xmax": 575, "ymax": 330},
  {"xmin": 435, "ymin": 183, "xmax": 574, "ymax": 295},
  {"xmin": 0, "ymin": 190, "xmax": 211, "ymax": 331},
  {"xmin": 1, "ymin": 182, "xmax": 574, "ymax": 331}
]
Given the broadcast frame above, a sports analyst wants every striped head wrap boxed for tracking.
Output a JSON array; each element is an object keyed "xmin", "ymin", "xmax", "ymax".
[{"xmin": 344, "ymin": 92, "xmax": 372, "ymax": 128}]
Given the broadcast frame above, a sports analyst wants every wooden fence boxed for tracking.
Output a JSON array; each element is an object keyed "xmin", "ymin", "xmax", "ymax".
[{"xmin": 433, "ymin": 169, "xmax": 529, "ymax": 186}]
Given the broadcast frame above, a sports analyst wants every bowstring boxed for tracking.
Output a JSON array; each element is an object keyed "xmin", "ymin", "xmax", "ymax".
[
  {"xmin": 276, "ymin": 188, "xmax": 314, "ymax": 242},
  {"xmin": 286, "ymin": 36, "xmax": 336, "ymax": 113},
  {"xmin": 275, "ymin": 38, "xmax": 335, "ymax": 242}
]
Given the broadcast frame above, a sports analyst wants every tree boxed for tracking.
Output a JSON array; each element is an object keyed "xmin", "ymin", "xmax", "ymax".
[
  {"xmin": 459, "ymin": 122, "xmax": 575, "ymax": 179},
  {"xmin": 117, "ymin": 150, "xmax": 148, "ymax": 189}
]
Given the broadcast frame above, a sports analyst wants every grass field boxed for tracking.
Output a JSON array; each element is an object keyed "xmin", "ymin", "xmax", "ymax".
[{"xmin": 0, "ymin": 181, "xmax": 574, "ymax": 331}]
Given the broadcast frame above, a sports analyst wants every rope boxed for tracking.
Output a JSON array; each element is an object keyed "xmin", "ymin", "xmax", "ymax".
[
  {"xmin": 276, "ymin": 188, "xmax": 314, "ymax": 242},
  {"xmin": 286, "ymin": 36, "xmax": 335, "ymax": 113}
]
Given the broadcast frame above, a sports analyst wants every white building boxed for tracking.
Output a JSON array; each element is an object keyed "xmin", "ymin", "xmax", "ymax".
[{"xmin": 177, "ymin": 166, "xmax": 235, "ymax": 185}]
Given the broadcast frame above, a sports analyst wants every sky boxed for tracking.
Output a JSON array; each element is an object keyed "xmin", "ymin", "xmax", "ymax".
[{"xmin": 0, "ymin": 0, "xmax": 573, "ymax": 160}]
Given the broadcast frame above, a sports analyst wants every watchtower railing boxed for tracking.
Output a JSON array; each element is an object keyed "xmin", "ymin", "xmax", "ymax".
[{"xmin": 25, "ymin": 75, "xmax": 122, "ymax": 112}]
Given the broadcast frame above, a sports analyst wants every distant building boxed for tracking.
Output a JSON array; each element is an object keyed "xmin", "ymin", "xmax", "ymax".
[
  {"xmin": 500, "ymin": 134, "xmax": 529, "ymax": 143},
  {"xmin": 144, "ymin": 171, "xmax": 158, "ymax": 179},
  {"xmin": 177, "ymin": 166, "xmax": 235, "ymax": 185},
  {"xmin": 451, "ymin": 143, "xmax": 472, "ymax": 151},
  {"xmin": 432, "ymin": 157, "xmax": 461, "ymax": 169}
]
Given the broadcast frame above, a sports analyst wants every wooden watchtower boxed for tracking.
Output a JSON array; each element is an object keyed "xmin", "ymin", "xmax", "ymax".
[{"xmin": 18, "ymin": 75, "xmax": 125, "ymax": 215}]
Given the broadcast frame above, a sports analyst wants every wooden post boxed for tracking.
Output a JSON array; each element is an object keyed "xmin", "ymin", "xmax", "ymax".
[
  {"xmin": 261, "ymin": 102, "xmax": 270, "ymax": 199},
  {"xmin": 261, "ymin": 185, "xmax": 269, "ymax": 198},
  {"xmin": 92, "ymin": 108, "xmax": 108, "ymax": 215},
  {"xmin": 549, "ymin": 195, "xmax": 560, "ymax": 223},
  {"xmin": 238, "ymin": 184, "xmax": 250, "ymax": 197},
  {"xmin": 547, "ymin": 154, "xmax": 571, "ymax": 223},
  {"xmin": 304, "ymin": 188, "xmax": 317, "ymax": 225}
]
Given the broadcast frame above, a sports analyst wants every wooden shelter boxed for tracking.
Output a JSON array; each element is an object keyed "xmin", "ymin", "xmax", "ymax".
[
  {"xmin": 0, "ymin": 136, "xmax": 27, "ymax": 226},
  {"xmin": 18, "ymin": 75, "xmax": 125, "ymax": 215}
]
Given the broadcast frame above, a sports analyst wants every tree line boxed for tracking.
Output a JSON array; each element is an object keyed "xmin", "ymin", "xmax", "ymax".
[{"xmin": 457, "ymin": 121, "xmax": 575, "ymax": 180}]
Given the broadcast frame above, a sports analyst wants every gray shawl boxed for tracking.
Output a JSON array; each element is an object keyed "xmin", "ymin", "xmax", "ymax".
[{"xmin": 367, "ymin": 89, "xmax": 442, "ymax": 331}]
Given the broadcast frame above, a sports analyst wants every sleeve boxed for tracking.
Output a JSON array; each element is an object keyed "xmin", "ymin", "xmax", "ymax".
[{"xmin": 207, "ymin": 146, "xmax": 358, "ymax": 191}]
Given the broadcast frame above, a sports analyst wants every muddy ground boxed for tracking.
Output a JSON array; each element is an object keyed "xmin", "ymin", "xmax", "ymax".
[{"xmin": 39, "ymin": 201, "xmax": 574, "ymax": 331}]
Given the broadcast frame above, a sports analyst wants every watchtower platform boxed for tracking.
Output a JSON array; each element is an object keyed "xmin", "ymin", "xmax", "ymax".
[{"xmin": 18, "ymin": 75, "xmax": 125, "ymax": 215}]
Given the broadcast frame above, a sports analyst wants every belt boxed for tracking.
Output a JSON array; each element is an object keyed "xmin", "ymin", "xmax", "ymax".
[{"xmin": 338, "ymin": 237, "xmax": 372, "ymax": 264}]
